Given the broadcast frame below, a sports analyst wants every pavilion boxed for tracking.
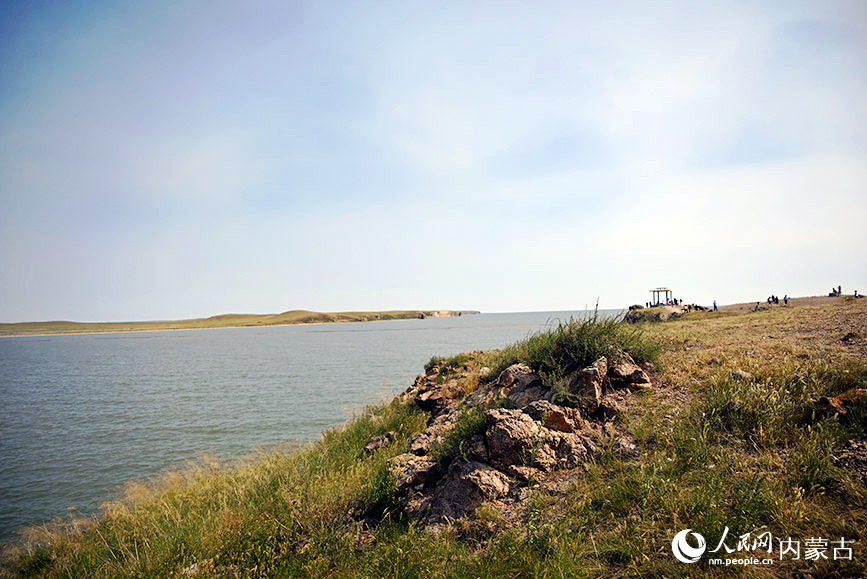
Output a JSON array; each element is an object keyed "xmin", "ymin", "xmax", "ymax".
[{"xmin": 650, "ymin": 287, "xmax": 674, "ymax": 306}]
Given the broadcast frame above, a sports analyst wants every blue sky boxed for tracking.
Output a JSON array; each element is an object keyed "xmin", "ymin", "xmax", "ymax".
[{"xmin": 1, "ymin": 0, "xmax": 865, "ymax": 322}]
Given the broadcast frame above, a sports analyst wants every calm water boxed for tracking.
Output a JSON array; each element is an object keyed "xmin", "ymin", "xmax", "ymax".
[{"xmin": 0, "ymin": 310, "xmax": 615, "ymax": 541}]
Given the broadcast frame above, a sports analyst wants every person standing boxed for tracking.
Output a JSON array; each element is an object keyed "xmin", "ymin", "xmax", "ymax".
[
  {"xmin": 784, "ymin": 295, "xmax": 788, "ymax": 305},
  {"xmin": 713, "ymin": 300, "xmax": 718, "ymax": 312}
]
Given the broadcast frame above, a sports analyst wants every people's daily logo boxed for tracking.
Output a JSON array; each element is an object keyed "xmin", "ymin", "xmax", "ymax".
[
  {"xmin": 672, "ymin": 529, "xmax": 706, "ymax": 563},
  {"xmin": 671, "ymin": 527, "xmax": 854, "ymax": 567}
]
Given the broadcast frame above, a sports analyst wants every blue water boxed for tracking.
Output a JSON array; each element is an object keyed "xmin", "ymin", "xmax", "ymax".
[{"xmin": 0, "ymin": 310, "xmax": 616, "ymax": 541}]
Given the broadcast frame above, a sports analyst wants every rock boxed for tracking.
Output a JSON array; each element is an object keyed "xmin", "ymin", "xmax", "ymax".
[
  {"xmin": 410, "ymin": 460, "xmax": 511, "ymax": 523},
  {"xmin": 612, "ymin": 434, "xmax": 639, "ymax": 458},
  {"xmin": 595, "ymin": 397, "xmax": 619, "ymax": 418},
  {"xmin": 608, "ymin": 353, "xmax": 651, "ymax": 389},
  {"xmin": 566, "ymin": 357, "xmax": 607, "ymax": 407},
  {"xmin": 628, "ymin": 304, "xmax": 644, "ymax": 310},
  {"xmin": 508, "ymin": 384, "xmax": 552, "ymax": 407},
  {"xmin": 389, "ymin": 454, "xmax": 439, "ymax": 491},
  {"xmin": 465, "ymin": 433, "xmax": 489, "ymax": 463},
  {"xmin": 462, "ymin": 462, "xmax": 511, "ymax": 500},
  {"xmin": 409, "ymin": 410, "xmax": 460, "ymax": 454},
  {"xmin": 815, "ymin": 396, "xmax": 850, "ymax": 420},
  {"xmin": 496, "ymin": 363, "xmax": 538, "ymax": 389},
  {"xmin": 551, "ymin": 432, "xmax": 593, "ymax": 469},
  {"xmin": 410, "ymin": 433, "xmax": 432, "ymax": 455},
  {"xmin": 364, "ymin": 431, "xmax": 396, "ymax": 452},
  {"xmin": 524, "ymin": 400, "xmax": 580, "ymax": 433},
  {"xmin": 416, "ymin": 385, "xmax": 447, "ymax": 411},
  {"xmin": 485, "ymin": 409, "xmax": 541, "ymax": 469},
  {"xmin": 506, "ymin": 465, "xmax": 541, "ymax": 482}
]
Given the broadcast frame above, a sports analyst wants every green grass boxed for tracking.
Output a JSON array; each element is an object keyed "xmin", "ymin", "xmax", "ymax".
[{"xmin": 480, "ymin": 312, "xmax": 659, "ymax": 389}]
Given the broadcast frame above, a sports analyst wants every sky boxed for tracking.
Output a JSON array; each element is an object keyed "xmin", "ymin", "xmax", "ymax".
[{"xmin": 1, "ymin": 0, "xmax": 865, "ymax": 322}]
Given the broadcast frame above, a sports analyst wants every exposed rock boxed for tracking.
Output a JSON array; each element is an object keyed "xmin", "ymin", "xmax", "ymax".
[
  {"xmin": 566, "ymin": 357, "xmax": 607, "ymax": 407},
  {"xmin": 409, "ymin": 410, "xmax": 461, "ymax": 455},
  {"xmin": 485, "ymin": 409, "xmax": 541, "ymax": 469},
  {"xmin": 496, "ymin": 363, "xmax": 538, "ymax": 389},
  {"xmin": 815, "ymin": 396, "xmax": 850, "ymax": 420},
  {"xmin": 364, "ymin": 431, "xmax": 396, "ymax": 452},
  {"xmin": 550, "ymin": 432, "xmax": 593, "ymax": 469},
  {"xmin": 508, "ymin": 383, "xmax": 552, "ymax": 407},
  {"xmin": 393, "ymin": 349, "xmax": 642, "ymax": 530},
  {"xmin": 416, "ymin": 384, "xmax": 447, "ymax": 412},
  {"xmin": 628, "ymin": 304, "xmax": 644, "ymax": 310},
  {"xmin": 462, "ymin": 462, "xmax": 511, "ymax": 500},
  {"xmin": 523, "ymin": 400, "xmax": 580, "ymax": 433},
  {"xmin": 607, "ymin": 353, "xmax": 651, "ymax": 389},
  {"xmin": 389, "ymin": 454, "xmax": 439, "ymax": 491},
  {"xmin": 625, "ymin": 306, "xmax": 685, "ymax": 323},
  {"xmin": 612, "ymin": 433, "xmax": 639, "ymax": 458},
  {"xmin": 506, "ymin": 465, "xmax": 541, "ymax": 482},
  {"xmin": 408, "ymin": 461, "xmax": 511, "ymax": 523},
  {"xmin": 465, "ymin": 433, "xmax": 489, "ymax": 463},
  {"xmin": 410, "ymin": 433, "xmax": 432, "ymax": 455}
]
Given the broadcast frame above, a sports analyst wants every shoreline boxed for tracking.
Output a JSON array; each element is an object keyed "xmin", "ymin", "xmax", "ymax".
[
  {"xmin": 1, "ymin": 296, "xmax": 857, "ymax": 339},
  {"xmin": 0, "ymin": 309, "xmax": 482, "ymax": 339}
]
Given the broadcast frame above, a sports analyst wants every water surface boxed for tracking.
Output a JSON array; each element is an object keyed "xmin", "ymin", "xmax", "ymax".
[{"xmin": 0, "ymin": 309, "xmax": 615, "ymax": 541}]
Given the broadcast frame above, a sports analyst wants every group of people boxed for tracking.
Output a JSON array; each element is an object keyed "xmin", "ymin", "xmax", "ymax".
[
  {"xmin": 767, "ymin": 294, "xmax": 788, "ymax": 306},
  {"xmin": 646, "ymin": 298, "xmax": 683, "ymax": 307},
  {"xmin": 830, "ymin": 285, "xmax": 861, "ymax": 298}
]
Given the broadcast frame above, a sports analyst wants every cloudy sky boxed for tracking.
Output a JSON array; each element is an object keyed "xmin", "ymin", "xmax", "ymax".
[{"xmin": 1, "ymin": 1, "xmax": 865, "ymax": 322}]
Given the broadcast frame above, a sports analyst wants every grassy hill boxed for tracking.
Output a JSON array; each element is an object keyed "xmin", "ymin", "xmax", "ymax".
[
  {"xmin": 0, "ymin": 310, "xmax": 479, "ymax": 336},
  {"xmin": 2, "ymin": 298, "xmax": 865, "ymax": 577}
]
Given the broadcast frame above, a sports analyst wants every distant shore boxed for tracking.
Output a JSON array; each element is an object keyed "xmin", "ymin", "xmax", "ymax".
[{"xmin": 0, "ymin": 309, "xmax": 481, "ymax": 337}]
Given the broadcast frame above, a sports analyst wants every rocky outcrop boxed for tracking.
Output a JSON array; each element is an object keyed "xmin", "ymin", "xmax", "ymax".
[
  {"xmin": 608, "ymin": 352, "xmax": 652, "ymax": 389},
  {"xmin": 624, "ymin": 305, "xmax": 685, "ymax": 323},
  {"xmin": 389, "ymin": 350, "xmax": 654, "ymax": 526},
  {"xmin": 485, "ymin": 408, "xmax": 542, "ymax": 469},
  {"xmin": 389, "ymin": 454, "xmax": 439, "ymax": 492}
]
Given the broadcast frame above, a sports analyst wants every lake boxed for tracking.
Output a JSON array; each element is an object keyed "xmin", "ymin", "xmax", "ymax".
[{"xmin": 0, "ymin": 309, "xmax": 616, "ymax": 541}]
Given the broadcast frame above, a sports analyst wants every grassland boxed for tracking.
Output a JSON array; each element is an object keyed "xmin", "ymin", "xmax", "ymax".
[
  {"xmin": 2, "ymin": 298, "xmax": 865, "ymax": 577},
  {"xmin": 0, "ymin": 310, "xmax": 479, "ymax": 337}
]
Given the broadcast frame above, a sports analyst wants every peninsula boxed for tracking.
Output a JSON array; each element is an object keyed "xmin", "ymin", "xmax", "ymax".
[{"xmin": 0, "ymin": 309, "xmax": 481, "ymax": 337}]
